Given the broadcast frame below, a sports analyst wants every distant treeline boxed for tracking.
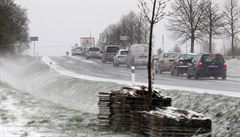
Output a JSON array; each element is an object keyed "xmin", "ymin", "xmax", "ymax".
[
  {"xmin": 0, "ymin": 0, "xmax": 29, "ymax": 54},
  {"xmin": 99, "ymin": 0, "xmax": 240, "ymax": 58}
]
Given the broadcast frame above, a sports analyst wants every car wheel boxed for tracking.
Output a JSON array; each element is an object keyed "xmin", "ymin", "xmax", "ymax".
[
  {"xmin": 126, "ymin": 61, "xmax": 130, "ymax": 68},
  {"xmin": 187, "ymin": 74, "xmax": 192, "ymax": 79},
  {"xmin": 102, "ymin": 59, "xmax": 106, "ymax": 63},
  {"xmin": 131, "ymin": 59, "xmax": 134, "ymax": 67},
  {"xmin": 221, "ymin": 76, "xmax": 226, "ymax": 80},
  {"xmin": 155, "ymin": 68, "xmax": 159, "ymax": 74},
  {"xmin": 194, "ymin": 73, "xmax": 199, "ymax": 80},
  {"xmin": 170, "ymin": 68, "xmax": 174, "ymax": 76},
  {"xmin": 175, "ymin": 69, "xmax": 179, "ymax": 76},
  {"xmin": 221, "ymin": 72, "xmax": 227, "ymax": 80},
  {"xmin": 159, "ymin": 69, "xmax": 162, "ymax": 74}
]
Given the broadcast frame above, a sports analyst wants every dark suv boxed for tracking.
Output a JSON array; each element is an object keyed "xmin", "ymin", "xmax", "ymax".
[{"xmin": 187, "ymin": 53, "xmax": 227, "ymax": 80}]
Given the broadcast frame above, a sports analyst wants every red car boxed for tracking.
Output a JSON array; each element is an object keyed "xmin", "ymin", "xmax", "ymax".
[{"xmin": 155, "ymin": 52, "xmax": 178, "ymax": 74}]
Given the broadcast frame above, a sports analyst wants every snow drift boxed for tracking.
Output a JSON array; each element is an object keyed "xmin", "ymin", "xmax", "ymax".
[
  {"xmin": 0, "ymin": 55, "xmax": 121, "ymax": 114},
  {"xmin": 227, "ymin": 59, "xmax": 240, "ymax": 78}
]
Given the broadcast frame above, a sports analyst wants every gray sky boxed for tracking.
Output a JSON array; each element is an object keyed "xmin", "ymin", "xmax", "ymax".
[
  {"xmin": 15, "ymin": 0, "xmax": 175, "ymax": 56},
  {"xmin": 15, "ymin": 0, "xmax": 227, "ymax": 56}
]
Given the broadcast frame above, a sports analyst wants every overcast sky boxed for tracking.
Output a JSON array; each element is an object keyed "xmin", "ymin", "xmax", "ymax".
[
  {"xmin": 15, "ymin": 0, "xmax": 226, "ymax": 56},
  {"xmin": 15, "ymin": 0, "xmax": 176, "ymax": 56}
]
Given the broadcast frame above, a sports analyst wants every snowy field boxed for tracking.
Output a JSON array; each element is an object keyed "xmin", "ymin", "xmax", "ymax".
[
  {"xmin": 0, "ymin": 83, "xmax": 140, "ymax": 137},
  {"xmin": 0, "ymin": 55, "xmax": 240, "ymax": 136},
  {"xmin": 227, "ymin": 59, "xmax": 240, "ymax": 78}
]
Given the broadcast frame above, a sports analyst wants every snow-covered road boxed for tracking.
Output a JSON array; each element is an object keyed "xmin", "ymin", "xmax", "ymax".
[{"xmin": 47, "ymin": 56, "xmax": 240, "ymax": 97}]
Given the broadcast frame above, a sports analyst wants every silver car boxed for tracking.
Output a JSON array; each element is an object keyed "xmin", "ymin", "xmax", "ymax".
[
  {"xmin": 85, "ymin": 47, "xmax": 101, "ymax": 59},
  {"xmin": 126, "ymin": 44, "xmax": 149, "ymax": 68},
  {"xmin": 113, "ymin": 49, "xmax": 128, "ymax": 67}
]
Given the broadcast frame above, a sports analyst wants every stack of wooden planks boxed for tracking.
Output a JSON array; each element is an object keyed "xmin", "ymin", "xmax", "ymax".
[
  {"xmin": 98, "ymin": 92, "xmax": 111, "ymax": 128},
  {"xmin": 98, "ymin": 85, "xmax": 172, "ymax": 131},
  {"xmin": 98, "ymin": 86, "xmax": 211, "ymax": 137},
  {"xmin": 142, "ymin": 107, "xmax": 212, "ymax": 137}
]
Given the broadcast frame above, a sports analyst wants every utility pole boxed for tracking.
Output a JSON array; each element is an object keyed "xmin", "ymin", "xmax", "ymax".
[{"xmin": 162, "ymin": 35, "xmax": 165, "ymax": 52}]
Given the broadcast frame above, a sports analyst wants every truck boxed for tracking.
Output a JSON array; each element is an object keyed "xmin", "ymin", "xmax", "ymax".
[{"xmin": 81, "ymin": 37, "xmax": 95, "ymax": 47}]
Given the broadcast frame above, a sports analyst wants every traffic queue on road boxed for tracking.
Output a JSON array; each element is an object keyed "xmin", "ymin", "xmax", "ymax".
[{"xmin": 71, "ymin": 44, "xmax": 227, "ymax": 80}]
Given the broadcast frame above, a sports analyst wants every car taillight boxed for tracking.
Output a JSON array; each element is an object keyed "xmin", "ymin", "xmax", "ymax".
[
  {"xmin": 224, "ymin": 62, "xmax": 227, "ymax": 70},
  {"xmin": 196, "ymin": 61, "xmax": 203, "ymax": 68},
  {"xmin": 177, "ymin": 61, "xmax": 183, "ymax": 65}
]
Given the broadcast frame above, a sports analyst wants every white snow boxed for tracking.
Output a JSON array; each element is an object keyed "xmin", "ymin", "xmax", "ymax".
[
  {"xmin": 227, "ymin": 59, "xmax": 240, "ymax": 78},
  {"xmin": 71, "ymin": 56, "xmax": 96, "ymax": 64}
]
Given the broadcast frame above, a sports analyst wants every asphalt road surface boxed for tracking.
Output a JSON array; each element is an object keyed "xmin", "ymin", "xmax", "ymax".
[{"xmin": 50, "ymin": 56, "xmax": 240, "ymax": 94}]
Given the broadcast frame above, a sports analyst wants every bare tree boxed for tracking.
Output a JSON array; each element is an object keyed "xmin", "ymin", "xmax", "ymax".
[
  {"xmin": 168, "ymin": 0, "xmax": 207, "ymax": 53},
  {"xmin": 222, "ymin": 0, "xmax": 240, "ymax": 58},
  {"xmin": 138, "ymin": 0, "xmax": 169, "ymax": 111},
  {"xmin": 203, "ymin": 0, "xmax": 223, "ymax": 53},
  {"xmin": 172, "ymin": 45, "xmax": 182, "ymax": 53},
  {"xmin": 120, "ymin": 12, "xmax": 136, "ymax": 45},
  {"xmin": 99, "ymin": 11, "xmax": 150, "ymax": 49},
  {"xmin": 133, "ymin": 13, "xmax": 149, "ymax": 44}
]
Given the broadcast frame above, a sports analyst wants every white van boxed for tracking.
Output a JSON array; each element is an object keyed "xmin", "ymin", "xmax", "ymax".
[{"xmin": 126, "ymin": 44, "xmax": 149, "ymax": 68}]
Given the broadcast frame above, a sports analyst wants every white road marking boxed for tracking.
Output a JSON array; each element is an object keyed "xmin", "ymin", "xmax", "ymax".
[{"xmin": 71, "ymin": 56, "xmax": 96, "ymax": 64}]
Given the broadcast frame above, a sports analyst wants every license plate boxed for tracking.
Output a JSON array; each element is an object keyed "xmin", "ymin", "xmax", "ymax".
[{"xmin": 209, "ymin": 65, "xmax": 218, "ymax": 68}]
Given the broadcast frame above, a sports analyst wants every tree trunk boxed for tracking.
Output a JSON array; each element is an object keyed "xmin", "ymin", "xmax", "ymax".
[
  {"xmin": 190, "ymin": 36, "xmax": 195, "ymax": 53},
  {"xmin": 209, "ymin": 32, "xmax": 212, "ymax": 53},
  {"xmin": 232, "ymin": 34, "xmax": 235, "ymax": 58},
  {"xmin": 209, "ymin": 16, "xmax": 213, "ymax": 53},
  {"xmin": 147, "ymin": 0, "xmax": 157, "ymax": 111}
]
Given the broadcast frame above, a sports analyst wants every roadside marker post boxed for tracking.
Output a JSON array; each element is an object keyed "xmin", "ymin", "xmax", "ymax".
[{"xmin": 131, "ymin": 66, "xmax": 135, "ymax": 85}]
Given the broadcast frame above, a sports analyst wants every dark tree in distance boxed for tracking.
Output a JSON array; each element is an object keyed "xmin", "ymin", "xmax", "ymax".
[
  {"xmin": 0, "ymin": 0, "xmax": 29, "ymax": 54},
  {"xmin": 98, "ymin": 11, "xmax": 150, "ymax": 49},
  {"xmin": 168, "ymin": 0, "xmax": 207, "ymax": 53},
  {"xmin": 222, "ymin": 0, "xmax": 240, "ymax": 58},
  {"xmin": 138, "ymin": 0, "xmax": 169, "ymax": 111},
  {"xmin": 172, "ymin": 45, "xmax": 182, "ymax": 53}
]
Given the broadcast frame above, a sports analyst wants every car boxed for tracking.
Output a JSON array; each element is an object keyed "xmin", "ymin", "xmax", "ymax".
[
  {"xmin": 187, "ymin": 53, "xmax": 227, "ymax": 80},
  {"xmin": 170, "ymin": 53, "xmax": 196, "ymax": 76},
  {"xmin": 113, "ymin": 49, "xmax": 128, "ymax": 67},
  {"xmin": 155, "ymin": 52, "xmax": 178, "ymax": 74},
  {"xmin": 126, "ymin": 44, "xmax": 148, "ymax": 68},
  {"xmin": 81, "ymin": 47, "xmax": 88, "ymax": 57},
  {"xmin": 71, "ymin": 48, "xmax": 76, "ymax": 56},
  {"xmin": 85, "ymin": 47, "xmax": 101, "ymax": 59},
  {"xmin": 71, "ymin": 47, "xmax": 84, "ymax": 56},
  {"xmin": 101, "ymin": 45, "xmax": 120, "ymax": 63}
]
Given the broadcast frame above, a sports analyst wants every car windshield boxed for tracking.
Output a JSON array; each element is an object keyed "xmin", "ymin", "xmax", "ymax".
[
  {"xmin": 179, "ymin": 54, "xmax": 195, "ymax": 60},
  {"xmin": 202, "ymin": 54, "xmax": 224, "ymax": 63},
  {"xmin": 163, "ymin": 53, "xmax": 178, "ymax": 58},
  {"xmin": 89, "ymin": 47, "xmax": 100, "ymax": 51},
  {"xmin": 131, "ymin": 45, "xmax": 148, "ymax": 54},
  {"xmin": 120, "ymin": 51, "xmax": 128, "ymax": 55},
  {"xmin": 106, "ymin": 47, "xmax": 119, "ymax": 53}
]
